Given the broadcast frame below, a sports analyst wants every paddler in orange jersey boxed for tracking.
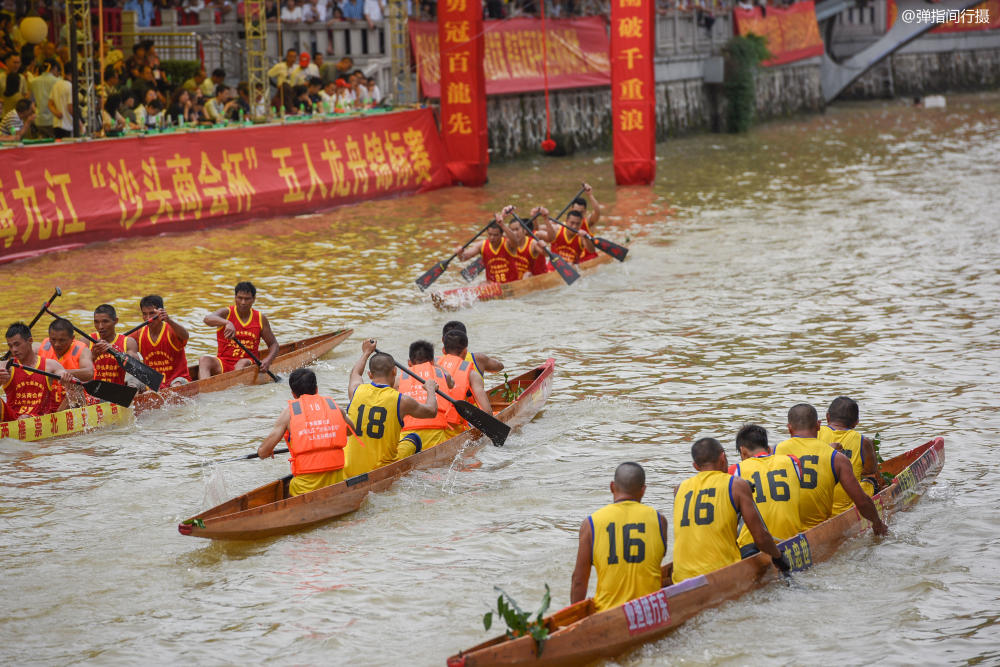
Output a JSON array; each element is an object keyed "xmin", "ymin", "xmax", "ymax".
[
  {"xmin": 36, "ymin": 318, "xmax": 95, "ymax": 407},
  {"xmin": 818, "ymin": 396, "xmax": 882, "ymax": 513},
  {"xmin": 257, "ymin": 368, "xmax": 357, "ymax": 496},
  {"xmin": 90, "ymin": 304, "xmax": 141, "ymax": 386},
  {"xmin": 497, "ymin": 205, "xmax": 548, "ymax": 280},
  {"xmin": 441, "ymin": 321, "xmax": 504, "ymax": 375},
  {"xmin": 133, "ymin": 294, "xmax": 192, "ymax": 386},
  {"xmin": 436, "ymin": 328, "xmax": 494, "ymax": 438},
  {"xmin": 537, "ymin": 208, "xmax": 596, "ymax": 266},
  {"xmin": 570, "ymin": 462, "xmax": 668, "ymax": 611},
  {"xmin": 774, "ymin": 404, "xmax": 889, "ymax": 535},
  {"xmin": 455, "ymin": 219, "xmax": 515, "ymax": 284},
  {"xmin": 0, "ymin": 322, "xmax": 73, "ymax": 417},
  {"xmin": 395, "ymin": 340, "xmax": 456, "ymax": 459},
  {"xmin": 198, "ymin": 281, "xmax": 279, "ymax": 379},
  {"xmin": 671, "ymin": 437, "xmax": 791, "ymax": 585}
]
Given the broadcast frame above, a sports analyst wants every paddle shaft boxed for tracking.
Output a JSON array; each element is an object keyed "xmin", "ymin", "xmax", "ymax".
[
  {"xmin": 7, "ymin": 360, "xmax": 137, "ymax": 407},
  {"xmin": 231, "ymin": 337, "xmax": 281, "ymax": 382},
  {"xmin": 220, "ymin": 447, "xmax": 289, "ymax": 463},
  {"xmin": 382, "ymin": 353, "xmax": 461, "ymax": 409},
  {"xmin": 416, "ymin": 219, "xmax": 495, "ymax": 290},
  {"xmin": 554, "ymin": 185, "xmax": 587, "ymax": 222},
  {"xmin": 1, "ymin": 288, "xmax": 61, "ymax": 361},
  {"xmin": 122, "ymin": 319, "xmax": 154, "ymax": 337},
  {"xmin": 547, "ymin": 217, "xmax": 628, "ymax": 261}
]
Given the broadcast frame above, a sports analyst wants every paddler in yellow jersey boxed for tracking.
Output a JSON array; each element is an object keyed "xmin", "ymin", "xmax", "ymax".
[
  {"xmin": 257, "ymin": 368, "xmax": 356, "ymax": 496},
  {"xmin": 672, "ymin": 438, "xmax": 791, "ymax": 584},
  {"xmin": 344, "ymin": 338, "xmax": 438, "ymax": 476},
  {"xmin": 774, "ymin": 404, "xmax": 888, "ymax": 535},
  {"xmin": 570, "ymin": 462, "xmax": 668, "ymax": 611},
  {"xmin": 395, "ymin": 340, "xmax": 455, "ymax": 459},
  {"xmin": 441, "ymin": 321, "xmax": 503, "ymax": 375},
  {"xmin": 818, "ymin": 396, "xmax": 881, "ymax": 514},
  {"xmin": 732, "ymin": 424, "xmax": 804, "ymax": 558}
]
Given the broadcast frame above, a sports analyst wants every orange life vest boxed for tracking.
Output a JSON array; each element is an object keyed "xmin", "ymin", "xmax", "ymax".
[
  {"xmin": 3, "ymin": 358, "xmax": 59, "ymax": 416},
  {"xmin": 399, "ymin": 362, "xmax": 450, "ymax": 430},
  {"xmin": 550, "ymin": 226, "xmax": 586, "ymax": 264},
  {"xmin": 89, "ymin": 332, "xmax": 127, "ymax": 384},
  {"xmin": 482, "ymin": 238, "xmax": 517, "ymax": 284},
  {"xmin": 285, "ymin": 394, "xmax": 350, "ymax": 475},
  {"xmin": 38, "ymin": 338, "xmax": 87, "ymax": 404},
  {"xmin": 134, "ymin": 324, "xmax": 191, "ymax": 384},
  {"xmin": 435, "ymin": 353, "xmax": 476, "ymax": 428},
  {"xmin": 216, "ymin": 306, "xmax": 262, "ymax": 367}
]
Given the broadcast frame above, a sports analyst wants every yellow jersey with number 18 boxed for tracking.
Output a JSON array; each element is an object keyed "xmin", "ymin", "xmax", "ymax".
[
  {"xmin": 345, "ymin": 383, "xmax": 403, "ymax": 477},
  {"xmin": 818, "ymin": 425, "xmax": 875, "ymax": 514},
  {"xmin": 589, "ymin": 500, "xmax": 666, "ymax": 611},
  {"xmin": 774, "ymin": 437, "xmax": 841, "ymax": 529},
  {"xmin": 671, "ymin": 470, "xmax": 740, "ymax": 584},
  {"xmin": 734, "ymin": 453, "xmax": 803, "ymax": 548}
]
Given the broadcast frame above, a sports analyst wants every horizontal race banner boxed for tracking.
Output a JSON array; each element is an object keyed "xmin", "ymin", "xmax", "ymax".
[
  {"xmin": 0, "ymin": 109, "xmax": 452, "ymax": 263},
  {"xmin": 410, "ymin": 17, "xmax": 611, "ymax": 97},
  {"xmin": 887, "ymin": 0, "xmax": 1000, "ymax": 32},
  {"xmin": 733, "ymin": 1, "xmax": 824, "ymax": 66}
]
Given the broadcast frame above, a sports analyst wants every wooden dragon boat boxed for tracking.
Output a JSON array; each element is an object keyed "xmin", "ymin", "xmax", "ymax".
[
  {"xmin": 430, "ymin": 254, "xmax": 616, "ymax": 310},
  {"xmin": 447, "ymin": 437, "xmax": 945, "ymax": 666},
  {"xmin": 178, "ymin": 359, "xmax": 555, "ymax": 540},
  {"xmin": 0, "ymin": 401, "xmax": 132, "ymax": 442},
  {"xmin": 132, "ymin": 329, "xmax": 353, "ymax": 414}
]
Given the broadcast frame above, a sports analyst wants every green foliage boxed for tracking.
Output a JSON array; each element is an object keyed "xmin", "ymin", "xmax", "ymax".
[
  {"xmin": 722, "ymin": 33, "xmax": 772, "ymax": 133},
  {"xmin": 159, "ymin": 59, "xmax": 201, "ymax": 86},
  {"xmin": 873, "ymin": 432, "xmax": 894, "ymax": 484},
  {"xmin": 181, "ymin": 518, "xmax": 205, "ymax": 528},
  {"xmin": 500, "ymin": 372, "xmax": 524, "ymax": 403},
  {"xmin": 482, "ymin": 584, "xmax": 551, "ymax": 655}
]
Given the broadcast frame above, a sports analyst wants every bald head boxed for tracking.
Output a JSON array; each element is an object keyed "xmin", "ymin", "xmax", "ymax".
[
  {"xmin": 787, "ymin": 403, "xmax": 820, "ymax": 437},
  {"xmin": 613, "ymin": 462, "xmax": 646, "ymax": 496},
  {"xmin": 368, "ymin": 351, "xmax": 395, "ymax": 378},
  {"xmin": 691, "ymin": 437, "xmax": 725, "ymax": 468}
]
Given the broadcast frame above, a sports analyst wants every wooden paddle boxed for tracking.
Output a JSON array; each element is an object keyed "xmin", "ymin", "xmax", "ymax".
[
  {"xmin": 122, "ymin": 319, "xmax": 155, "ymax": 337},
  {"xmin": 415, "ymin": 220, "xmax": 495, "ymax": 291},
  {"xmin": 1, "ymin": 287, "xmax": 62, "ymax": 361},
  {"xmin": 548, "ymin": 217, "xmax": 629, "ymax": 262},
  {"xmin": 43, "ymin": 307, "xmax": 164, "ymax": 391},
  {"xmin": 10, "ymin": 362, "xmax": 138, "ymax": 408},
  {"xmin": 230, "ymin": 337, "xmax": 282, "ymax": 382},
  {"xmin": 378, "ymin": 349, "xmax": 511, "ymax": 447},
  {"xmin": 218, "ymin": 447, "xmax": 289, "ymax": 463},
  {"xmin": 509, "ymin": 211, "xmax": 580, "ymax": 286}
]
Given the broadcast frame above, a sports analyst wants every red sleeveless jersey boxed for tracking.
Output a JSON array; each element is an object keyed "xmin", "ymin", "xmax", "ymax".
[
  {"xmin": 4, "ymin": 358, "xmax": 59, "ymax": 417},
  {"xmin": 216, "ymin": 306, "xmax": 262, "ymax": 372},
  {"xmin": 89, "ymin": 333, "xmax": 127, "ymax": 384},
  {"xmin": 550, "ymin": 226, "xmax": 586, "ymax": 264},
  {"xmin": 482, "ymin": 238, "xmax": 517, "ymax": 284},
  {"xmin": 399, "ymin": 362, "xmax": 450, "ymax": 430},
  {"xmin": 508, "ymin": 239, "xmax": 534, "ymax": 280},
  {"xmin": 134, "ymin": 324, "xmax": 191, "ymax": 384},
  {"xmin": 38, "ymin": 338, "xmax": 87, "ymax": 405}
]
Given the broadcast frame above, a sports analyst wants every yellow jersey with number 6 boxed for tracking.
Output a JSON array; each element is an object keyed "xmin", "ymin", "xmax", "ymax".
[
  {"xmin": 671, "ymin": 470, "xmax": 740, "ymax": 584},
  {"xmin": 345, "ymin": 383, "xmax": 403, "ymax": 476},
  {"xmin": 818, "ymin": 425, "xmax": 875, "ymax": 514},
  {"xmin": 774, "ymin": 437, "xmax": 842, "ymax": 528},
  {"xmin": 589, "ymin": 500, "xmax": 666, "ymax": 611},
  {"xmin": 734, "ymin": 453, "xmax": 803, "ymax": 548}
]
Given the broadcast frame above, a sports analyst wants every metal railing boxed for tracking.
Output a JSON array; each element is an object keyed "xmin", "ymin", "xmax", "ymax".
[{"xmin": 656, "ymin": 9, "xmax": 734, "ymax": 57}]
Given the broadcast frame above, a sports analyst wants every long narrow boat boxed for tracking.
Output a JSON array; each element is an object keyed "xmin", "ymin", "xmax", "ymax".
[
  {"xmin": 447, "ymin": 437, "xmax": 945, "ymax": 666},
  {"xmin": 0, "ymin": 401, "xmax": 132, "ymax": 442},
  {"xmin": 178, "ymin": 359, "xmax": 555, "ymax": 540},
  {"xmin": 430, "ymin": 253, "xmax": 616, "ymax": 310},
  {"xmin": 132, "ymin": 329, "xmax": 353, "ymax": 414}
]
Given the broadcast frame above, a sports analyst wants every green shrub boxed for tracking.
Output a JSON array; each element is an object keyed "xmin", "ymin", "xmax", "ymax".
[
  {"xmin": 160, "ymin": 59, "xmax": 201, "ymax": 86},
  {"xmin": 723, "ymin": 33, "xmax": 771, "ymax": 133}
]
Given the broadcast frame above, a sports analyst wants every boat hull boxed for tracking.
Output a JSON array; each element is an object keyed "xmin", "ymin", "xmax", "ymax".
[
  {"xmin": 447, "ymin": 437, "xmax": 946, "ymax": 666},
  {"xmin": 0, "ymin": 402, "xmax": 132, "ymax": 442},
  {"xmin": 179, "ymin": 359, "xmax": 556, "ymax": 540}
]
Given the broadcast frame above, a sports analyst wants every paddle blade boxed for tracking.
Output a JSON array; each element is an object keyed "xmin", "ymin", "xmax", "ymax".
[
  {"xmin": 593, "ymin": 237, "xmax": 629, "ymax": 261},
  {"xmin": 460, "ymin": 257, "xmax": 485, "ymax": 282},
  {"xmin": 111, "ymin": 349, "xmax": 164, "ymax": 391},
  {"xmin": 82, "ymin": 379, "xmax": 138, "ymax": 408},
  {"xmin": 454, "ymin": 400, "xmax": 511, "ymax": 447},
  {"xmin": 548, "ymin": 254, "xmax": 580, "ymax": 286},
  {"xmin": 415, "ymin": 261, "xmax": 447, "ymax": 291}
]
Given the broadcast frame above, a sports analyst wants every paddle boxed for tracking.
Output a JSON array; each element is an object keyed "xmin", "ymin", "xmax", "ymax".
[
  {"xmin": 378, "ymin": 348, "xmax": 511, "ymax": 447},
  {"xmin": 218, "ymin": 447, "xmax": 289, "ymax": 464},
  {"xmin": 43, "ymin": 307, "xmax": 164, "ymax": 391},
  {"xmin": 10, "ymin": 362, "xmax": 138, "ymax": 408},
  {"xmin": 1, "ymin": 287, "xmax": 62, "ymax": 361},
  {"xmin": 122, "ymin": 319, "xmax": 155, "ymax": 337},
  {"xmin": 415, "ymin": 220, "xmax": 495, "ymax": 291},
  {"xmin": 509, "ymin": 211, "xmax": 580, "ymax": 286},
  {"xmin": 231, "ymin": 337, "xmax": 282, "ymax": 382},
  {"xmin": 548, "ymin": 217, "xmax": 629, "ymax": 262}
]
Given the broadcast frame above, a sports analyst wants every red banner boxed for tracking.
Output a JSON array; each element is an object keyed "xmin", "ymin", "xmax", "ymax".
[
  {"xmin": 438, "ymin": 0, "xmax": 488, "ymax": 186},
  {"xmin": 0, "ymin": 110, "xmax": 452, "ymax": 263},
  {"xmin": 733, "ymin": 0, "xmax": 824, "ymax": 66},
  {"xmin": 411, "ymin": 17, "xmax": 611, "ymax": 97},
  {"xmin": 611, "ymin": 0, "xmax": 656, "ymax": 185},
  {"xmin": 887, "ymin": 0, "xmax": 1000, "ymax": 32}
]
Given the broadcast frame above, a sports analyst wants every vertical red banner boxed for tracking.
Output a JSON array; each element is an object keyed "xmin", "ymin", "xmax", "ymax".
[
  {"xmin": 610, "ymin": 0, "xmax": 656, "ymax": 185},
  {"xmin": 438, "ymin": 0, "xmax": 488, "ymax": 186}
]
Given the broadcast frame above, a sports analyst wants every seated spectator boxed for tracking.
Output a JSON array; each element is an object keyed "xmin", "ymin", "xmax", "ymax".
[
  {"xmin": 267, "ymin": 49, "xmax": 298, "ymax": 89},
  {"xmin": 206, "ymin": 68, "xmax": 226, "ymax": 96},
  {"xmin": 101, "ymin": 93, "xmax": 127, "ymax": 136},
  {"xmin": 228, "ymin": 81, "xmax": 251, "ymax": 121},
  {"xmin": 318, "ymin": 52, "xmax": 338, "ymax": 83},
  {"xmin": 306, "ymin": 76, "xmax": 323, "ymax": 107},
  {"xmin": 182, "ymin": 66, "xmax": 208, "ymax": 93},
  {"xmin": 141, "ymin": 97, "xmax": 164, "ymax": 129},
  {"xmin": 167, "ymin": 87, "xmax": 194, "ymax": 125},
  {"xmin": 102, "ymin": 66, "xmax": 123, "ymax": 99},
  {"xmin": 204, "ymin": 84, "xmax": 235, "ymax": 123},
  {"xmin": 0, "ymin": 98, "xmax": 35, "ymax": 142},
  {"xmin": 304, "ymin": 53, "xmax": 321, "ymax": 80},
  {"xmin": 319, "ymin": 79, "xmax": 336, "ymax": 111},
  {"xmin": 290, "ymin": 83, "xmax": 312, "ymax": 114},
  {"xmin": 119, "ymin": 90, "xmax": 139, "ymax": 127},
  {"xmin": 365, "ymin": 76, "xmax": 381, "ymax": 105}
]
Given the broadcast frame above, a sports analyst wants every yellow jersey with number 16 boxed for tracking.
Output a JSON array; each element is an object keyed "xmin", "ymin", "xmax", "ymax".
[
  {"xmin": 671, "ymin": 470, "xmax": 740, "ymax": 584},
  {"xmin": 774, "ymin": 437, "xmax": 841, "ymax": 528},
  {"xmin": 589, "ymin": 500, "xmax": 666, "ymax": 611},
  {"xmin": 345, "ymin": 383, "xmax": 403, "ymax": 477},
  {"xmin": 734, "ymin": 453, "xmax": 803, "ymax": 548},
  {"xmin": 818, "ymin": 425, "xmax": 875, "ymax": 514}
]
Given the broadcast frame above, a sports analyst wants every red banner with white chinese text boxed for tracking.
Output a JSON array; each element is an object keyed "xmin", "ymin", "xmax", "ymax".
[
  {"xmin": 610, "ymin": 0, "xmax": 656, "ymax": 185},
  {"xmin": 410, "ymin": 17, "xmax": 611, "ymax": 97},
  {"xmin": 886, "ymin": 0, "xmax": 1000, "ymax": 32},
  {"xmin": 438, "ymin": 0, "xmax": 488, "ymax": 186},
  {"xmin": 0, "ymin": 110, "xmax": 452, "ymax": 263},
  {"xmin": 733, "ymin": 1, "xmax": 824, "ymax": 67}
]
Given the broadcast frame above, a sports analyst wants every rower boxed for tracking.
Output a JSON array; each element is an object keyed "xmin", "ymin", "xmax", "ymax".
[
  {"xmin": 395, "ymin": 340, "xmax": 454, "ymax": 459},
  {"xmin": 672, "ymin": 437, "xmax": 790, "ymax": 584},
  {"xmin": 817, "ymin": 396, "xmax": 881, "ymax": 514},
  {"xmin": 442, "ymin": 321, "xmax": 503, "ymax": 375},
  {"xmin": 523, "ymin": 208, "xmax": 551, "ymax": 276},
  {"xmin": 36, "ymin": 318, "xmax": 94, "ymax": 406},
  {"xmin": 455, "ymin": 220, "xmax": 515, "ymax": 284},
  {"xmin": 344, "ymin": 339, "xmax": 437, "ymax": 476},
  {"xmin": 90, "ymin": 304, "xmax": 140, "ymax": 385},
  {"xmin": 0, "ymin": 322, "xmax": 69, "ymax": 417},
  {"xmin": 436, "ymin": 329, "xmax": 494, "ymax": 437},
  {"xmin": 198, "ymin": 281, "xmax": 279, "ymax": 379},
  {"xmin": 570, "ymin": 462, "xmax": 667, "ymax": 611},
  {"xmin": 570, "ymin": 183, "xmax": 601, "ymax": 261},
  {"xmin": 133, "ymin": 295, "xmax": 192, "ymax": 386},
  {"xmin": 732, "ymin": 424, "xmax": 804, "ymax": 558},
  {"xmin": 497, "ymin": 205, "xmax": 547, "ymax": 280},
  {"xmin": 774, "ymin": 404, "xmax": 888, "ymax": 534},
  {"xmin": 541, "ymin": 209, "xmax": 596, "ymax": 266},
  {"xmin": 257, "ymin": 368, "xmax": 357, "ymax": 496}
]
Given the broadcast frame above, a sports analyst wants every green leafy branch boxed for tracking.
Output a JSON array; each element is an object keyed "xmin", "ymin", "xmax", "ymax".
[
  {"xmin": 483, "ymin": 584, "xmax": 551, "ymax": 655},
  {"xmin": 500, "ymin": 372, "xmax": 524, "ymax": 403},
  {"xmin": 873, "ymin": 431, "xmax": 893, "ymax": 484}
]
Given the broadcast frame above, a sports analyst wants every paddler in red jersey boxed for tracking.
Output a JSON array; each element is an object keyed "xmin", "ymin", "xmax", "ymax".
[
  {"xmin": 0, "ymin": 322, "xmax": 72, "ymax": 417},
  {"xmin": 455, "ymin": 220, "xmax": 513, "ymax": 283},
  {"xmin": 257, "ymin": 368, "xmax": 357, "ymax": 496},
  {"xmin": 133, "ymin": 295, "xmax": 191, "ymax": 386},
  {"xmin": 36, "ymin": 318, "xmax": 94, "ymax": 406},
  {"xmin": 496, "ymin": 205, "xmax": 548, "ymax": 280},
  {"xmin": 90, "ymin": 304, "xmax": 141, "ymax": 385},
  {"xmin": 569, "ymin": 183, "xmax": 601, "ymax": 261},
  {"xmin": 537, "ymin": 208, "xmax": 596, "ymax": 267},
  {"xmin": 198, "ymin": 281, "xmax": 279, "ymax": 379}
]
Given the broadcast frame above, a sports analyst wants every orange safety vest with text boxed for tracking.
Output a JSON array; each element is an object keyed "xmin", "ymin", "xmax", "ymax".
[
  {"xmin": 435, "ymin": 353, "xmax": 477, "ymax": 428},
  {"xmin": 285, "ymin": 394, "xmax": 350, "ymax": 475},
  {"xmin": 38, "ymin": 338, "xmax": 87, "ymax": 404},
  {"xmin": 399, "ymin": 362, "xmax": 450, "ymax": 430}
]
